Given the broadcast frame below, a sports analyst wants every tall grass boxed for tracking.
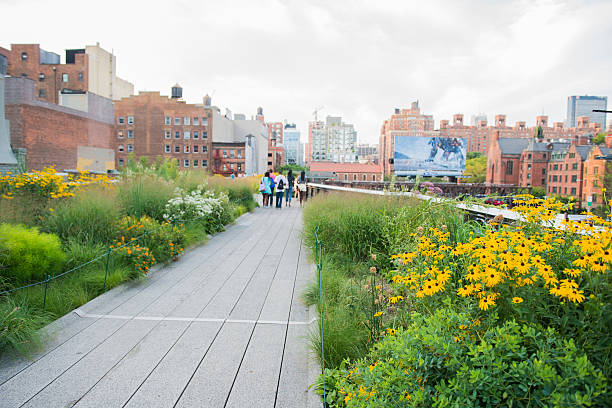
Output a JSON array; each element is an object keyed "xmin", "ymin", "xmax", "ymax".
[
  {"xmin": 42, "ymin": 186, "xmax": 120, "ymax": 245},
  {"xmin": 0, "ymin": 298, "xmax": 52, "ymax": 355},
  {"xmin": 207, "ymin": 176, "xmax": 258, "ymax": 212},
  {"xmin": 118, "ymin": 175, "xmax": 175, "ymax": 221}
]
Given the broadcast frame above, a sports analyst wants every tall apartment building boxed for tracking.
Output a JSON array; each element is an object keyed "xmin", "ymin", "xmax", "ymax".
[
  {"xmin": 283, "ymin": 123, "xmax": 302, "ymax": 165},
  {"xmin": 308, "ymin": 116, "xmax": 357, "ymax": 163},
  {"xmin": 566, "ymin": 95, "xmax": 607, "ymax": 128},
  {"xmin": 356, "ymin": 144, "xmax": 378, "ymax": 163},
  {"xmin": 379, "ymin": 102, "xmax": 436, "ymax": 175},
  {"xmin": 266, "ymin": 118, "xmax": 284, "ymax": 170},
  {"xmin": 0, "ymin": 43, "xmax": 133, "ymax": 104},
  {"xmin": 113, "ymin": 86, "xmax": 212, "ymax": 171}
]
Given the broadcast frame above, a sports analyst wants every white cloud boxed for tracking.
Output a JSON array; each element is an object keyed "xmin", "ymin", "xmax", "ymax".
[{"xmin": 1, "ymin": 0, "xmax": 610, "ymax": 143}]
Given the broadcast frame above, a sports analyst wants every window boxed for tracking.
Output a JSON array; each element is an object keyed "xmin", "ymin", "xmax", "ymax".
[
  {"xmin": 127, "ymin": 144, "xmax": 134, "ymax": 152},
  {"xmin": 527, "ymin": 164, "xmax": 531, "ymax": 170},
  {"xmin": 237, "ymin": 150, "xmax": 242, "ymax": 158},
  {"xmin": 553, "ymin": 164, "xmax": 558, "ymax": 171},
  {"xmin": 230, "ymin": 163, "xmax": 234, "ymax": 170},
  {"xmin": 165, "ymin": 116, "xmax": 171, "ymax": 125},
  {"xmin": 184, "ymin": 145, "xmax": 190, "ymax": 153},
  {"xmin": 372, "ymin": 174, "xmax": 376, "ymax": 181},
  {"xmin": 202, "ymin": 160, "xmax": 207, "ymax": 167},
  {"xmin": 127, "ymin": 116, "xmax": 134, "ymax": 124},
  {"xmin": 184, "ymin": 131, "xmax": 190, "ymax": 139},
  {"xmin": 174, "ymin": 117, "xmax": 181, "ymax": 125},
  {"xmin": 38, "ymin": 89, "xmax": 46, "ymax": 98},
  {"xmin": 193, "ymin": 145, "xmax": 199, "ymax": 153},
  {"xmin": 117, "ymin": 131, "xmax": 124, "ymax": 139},
  {"xmin": 344, "ymin": 174, "xmax": 348, "ymax": 181},
  {"xmin": 564, "ymin": 188, "xmax": 567, "ymax": 194},
  {"xmin": 193, "ymin": 160, "xmax": 198, "ymax": 167},
  {"xmin": 78, "ymin": 72, "xmax": 83, "ymax": 82},
  {"xmin": 174, "ymin": 131, "xmax": 180, "ymax": 139},
  {"xmin": 230, "ymin": 150, "xmax": 235, "ymax": 158},
  {"xmin": 165, "ymin": 145, "xmax": 171, "ymax": 153},
  {"xmin": 593, "ymin": 194, "xmax": 598, "ymax": 203},
  {"xmin": 127, "ymin": 130, "xmax": 134, "ymax": 139},
  {"xmin": 223, "ymin": 150, "xmax": 227, "ymax": 158},
  {"xmin": 174, "ymin": 146, "xmax": 180, "ymax": 153},
  {"xmin": 165, "ymin": 131, "xmax": 171, "ymax": 139},
  {"xmin": 571, "ymin": 187, "xmax": 576, "ymax": 195},
  {"xmin": 595, "ymin": 167, "xmax": 599, "ymax": 174},
  {"xmin": 572, "ymin": 163, "xmax": 578, "ymax": 170},
  {"xmin": 184, "ymin": 117, "xmax": 190, "ymax": 125},
  {"xmin": 237, "ymin": 163, "xmax": 242, "ymax": 172},
  {"xmin": 362, "ymin": 174, "xmax": 367, "ymax": 181},
  {"xmin": 565, "ymin": 164, "xmax": 568, "ymax": 170},
  {"xmin": 553, "ymin": 175, "xmax": 558, "ymax": 182},
  {"xmin": 223, "ymin": 164, "xmax": 227, "ymax": 171},
  {"xmin": 505, "ymin": 161, "xmax": 513, "ymax": 175},
  {"xmin": 21, "ymin": 52, "xmax": 27, "ymax": 60},
  {"xmin": 202, "ymin": 132, "xmax": 207, "ymax": 139},
  {"xmin": 118, "ymin": 145, "xmax": 124, "ymax": 152},
  {"xmin": 542, "ymin": 168, "xmax": 546, "ymax": 175},
  {"xmin": 193, "ymin": 117, "xmax": 199, "ymax": 125},
  {"xmin": 39, "ymin": 73, "xmax": 45, "ymax": 82},
  {"xmin": 118, "ymin": 158, "xmax": 124, "ymax": 166},
  {"xmin": 528, "ymin": 153, "xmax": 531, "ymax": 159},
  {"xmin": 193, "ymin": 131, "xmax": 199, "ymax": 139},
  {"xmin": 184, "ymin": 159, "xmax": 189, "ymax": 167},
  {"xmin": 62, "ymin": 73, "xmax": 69, "ymax": 82},
  {"xmin": 527, "ymin": 173, "xmax": 531, "ymax": 179},
  {"xmin": 202, "ymin": 118, "xmax": 208, "ymax": 126},
  {"xmin": 553, "ymin": 187, "xmax": 557, "ymax": 193},
  {"xmin": 118, "ymin": 117, "xmax": 125, "ymax": 124},
  {"xmin": 202, "ymin": 146, "xmax": 207, "ymax": 153},
  {"xmin": 594, "ymin": 180, "xmax": 599, "ymax": 187},
  {"xmin": 571, "ymin": 175, "xmax": 577, "ymax": 183}
]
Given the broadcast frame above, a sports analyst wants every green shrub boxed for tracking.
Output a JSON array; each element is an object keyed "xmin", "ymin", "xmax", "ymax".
[
  {"xmin": 0, "ymin": 223, "xmax": 65, "ymax": 284},
  {"xmin": 116, "ymin": 215, "xmax": 185, "ymax": 263},
  {"xmin": 320, "ymin": 310, "xmax": 608, "ymax": 408},
  {"xmin": 43, "ymin": 187, "xmax": 120, "ymax": 245},
  {"xmin": 118, "ymin": 175, "xmax": 175, "ymax": 221},
  {"xmin": 0, "ymin": 298, "xmax": 51, "ymax": 355},
  {"xmin": 63, "ymin": 239, "xmax": 107, "ymax": 270}
]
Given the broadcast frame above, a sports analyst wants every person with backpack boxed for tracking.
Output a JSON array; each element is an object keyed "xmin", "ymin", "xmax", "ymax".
[
  {"xmin": 259, "ymin": 171, "xmax": 272, "ymax": 207},
  {"xmin": 274, "ymin": 171, "xmax": 289, "ymax": 208},
  {"xmin": 285, "ymin": 170, "xmax": 295, "ymax": 207}
]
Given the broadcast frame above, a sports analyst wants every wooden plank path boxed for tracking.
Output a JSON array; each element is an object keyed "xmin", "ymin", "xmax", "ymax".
[{"xmin": 0, "ymin": 205, "xmax": 320, "ymax": 408}]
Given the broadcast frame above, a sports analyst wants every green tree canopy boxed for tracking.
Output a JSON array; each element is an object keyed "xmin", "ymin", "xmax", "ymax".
[
  {"xmin": 463, "ymin": 155, "xmax": 487, "ymax": 183},
  {"xmin": 593, "ymin": 133, "xmax": 606, "ymax": 145}
]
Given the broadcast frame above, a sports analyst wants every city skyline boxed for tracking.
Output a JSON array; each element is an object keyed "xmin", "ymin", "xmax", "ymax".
[{"xmin": 1, "ymin": 0, "xmax": 611, "ymax": 144}]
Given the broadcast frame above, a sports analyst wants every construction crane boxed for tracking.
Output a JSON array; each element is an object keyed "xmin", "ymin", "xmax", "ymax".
[{"xmin": 313, "ymin": 106, "xmax": 324, "ymax": 124}]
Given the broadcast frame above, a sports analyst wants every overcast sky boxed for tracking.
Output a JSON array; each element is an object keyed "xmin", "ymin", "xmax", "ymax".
[{"xmin": 2, "ymin": 0, "xmax": 611, "ymax": 143}]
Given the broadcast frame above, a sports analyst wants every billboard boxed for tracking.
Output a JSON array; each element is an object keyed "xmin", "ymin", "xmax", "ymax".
[{"xmin": 394, "ymin": 136, "xmax": 466, "ymax": 176}]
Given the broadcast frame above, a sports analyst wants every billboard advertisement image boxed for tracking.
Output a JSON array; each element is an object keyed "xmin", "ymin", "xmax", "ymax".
[{"xmin": 393, "ymin": 136, "xmax": 466, "ymax": 176}]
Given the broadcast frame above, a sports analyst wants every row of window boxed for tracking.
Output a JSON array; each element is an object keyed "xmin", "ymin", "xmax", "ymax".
[
  {"xmin": 164, "ymin": 145, "xmax": 208, "ymax": 154},
  {"xmin": 342, "ymin": 174, "xmax": 377, "ymax": 181},
  {"xmin": 218, "ymin": 150, "xmax": 242, "ymax": 159},
  {"xmin": 164, "ymin": 130, "xmax": 207, "ymax": 140},
  {"xmin": 550, "ymin": 174, "xmax": 578, "ymax": 183},
  {"xmin": 37, "ymin": 72, "xmax": 82, "ymax": 83},
  {"xmin": 548, "ymin": 186, "xmax": 579, "ymax": 196},
  {"xmin": 164, "ymin": 117, "xmax": 209, "ymax": 126},
  {"xmin": 117, "ymin": 144, "xmax": 133, "ymax": 153},
  {"xmin": 117, "ymin": 116, "xmax": 135, "ymax": 125},
  {"xmin": 550, "ymin": 163, "xmax": 579, "ymax": 171},
  {"xmin": 117, "ymin": 130, "xmax": 134, "ymax": 139},
  {"xmin": 220, "ymin": 163, "xmax": 242, "ymax": 172},
  {"xmin": 117, "ymin": 158, "xmax": 208, "ymax": 168}
]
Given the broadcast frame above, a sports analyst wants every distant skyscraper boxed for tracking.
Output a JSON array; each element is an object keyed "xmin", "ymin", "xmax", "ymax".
[
  {"xmin": 566, "ymin": 95, "xmax": 607, "ymax": 128},
  {"xmin": 283, "ymin": 123, "xmax": 301, "ymax": 165},
  {"xmin": 308, "ymin": 116, "xmax": 357, "ymax": 162}
]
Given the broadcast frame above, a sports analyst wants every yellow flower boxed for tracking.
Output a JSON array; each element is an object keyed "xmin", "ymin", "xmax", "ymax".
[
  {"xmin": 512, "ymin": 297, "xmax": 523, "ymax": 304},
  {"xmin": 388, "ymin": 295, "xmax": 403, "ymax": 304},
  {"xmin": 374, "ymin": 311, "xmax": 383, "ymax": 317}
]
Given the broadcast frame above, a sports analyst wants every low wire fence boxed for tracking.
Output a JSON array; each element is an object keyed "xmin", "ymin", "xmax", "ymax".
[{"xmin": 0, "ymin": 213, "xmax": 212, "ymax": 309}]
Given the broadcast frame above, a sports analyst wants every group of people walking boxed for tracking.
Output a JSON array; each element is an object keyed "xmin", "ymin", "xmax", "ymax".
[{"xmin": 259, "ymin": 170, "xmax": 308, "ymax": 208}]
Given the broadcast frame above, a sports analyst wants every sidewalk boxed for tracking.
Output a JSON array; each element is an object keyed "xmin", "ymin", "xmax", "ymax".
[{"xmin": 0, "ymin": 205, "xmax": 320, "ymax": 408}]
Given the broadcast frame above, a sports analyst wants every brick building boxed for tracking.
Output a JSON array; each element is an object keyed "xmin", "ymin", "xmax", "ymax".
[
  {"xmin": 379, "ymin": 102, "xmax": 436, "ymax": 175},
  {"xmin": 212, "ymin": 143, "xmax": 245, "ymax": 175},
  {"xmin": 113, "ymin": 89, "xmax": 212, "ymax": 170},
  {"xmin": 266, "ymin": 120, "xmax": 285, "ymax": 170},
  {"xmin": 4, "ymin": 77, "xmax": 115, "ymax": 172},
  {"xmin": 309, "ymin": 161, "xmax": 382, "ymax": 182},
  {"xmin": 0, "ymin": 43, "xmax": 133, "ymax": 104}
]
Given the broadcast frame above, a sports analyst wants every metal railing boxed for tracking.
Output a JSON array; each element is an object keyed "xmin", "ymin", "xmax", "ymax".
[
  {"xmin": 313, "ymin": 225, "xmax": 326, "ymax": 407},
  {"xmin": 0, "ymin": 213, "xmax": 213, "ymax": 309}
]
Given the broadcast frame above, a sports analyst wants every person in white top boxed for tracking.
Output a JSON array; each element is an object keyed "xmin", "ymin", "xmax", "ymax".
[{"xmin": 274, "ymin": 171, "xmax": 289, "ymax": 209}]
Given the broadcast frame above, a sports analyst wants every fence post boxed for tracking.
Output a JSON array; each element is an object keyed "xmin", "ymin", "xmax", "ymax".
[
  {"xmin": 103, "ymin": 248, "xmax": 111, "ymax": 291},
  {"xmin": 42, "ymin": 274, "xmax": 50, "ymax": 310}
]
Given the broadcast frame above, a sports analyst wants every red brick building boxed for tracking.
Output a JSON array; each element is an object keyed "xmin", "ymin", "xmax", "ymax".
[
  {"xmin": 4, "ymin": 77, "xmax": 115, "ymax": 172},
  {"xmin": 309, "ymin": 161, "xmax": 382, "ymax": 182},
  {"xmin": 0, "ymin": 43, "xmax": 133, "ymax": 104},
  {"xmin": 266, "ymin": 120, "xmax": 284, "ymax": 170},
  {"xmin": 212, "ymin": 143, "xmax": 245, "ymax": 175},
  {"xmin": 113, "ymin": 90, "xmax": 212, "ymax": 170}
]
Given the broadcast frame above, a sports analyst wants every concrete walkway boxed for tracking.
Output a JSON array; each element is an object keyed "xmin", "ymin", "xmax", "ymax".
[{"xmin": 0, "ymin": 205, "xmax": 320, "ymax": 408}]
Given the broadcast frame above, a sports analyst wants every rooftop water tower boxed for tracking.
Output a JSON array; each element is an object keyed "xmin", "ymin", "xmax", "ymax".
[{"xmin": 171, "ymin": 84, "xmax": 182, "ymax": 99}]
